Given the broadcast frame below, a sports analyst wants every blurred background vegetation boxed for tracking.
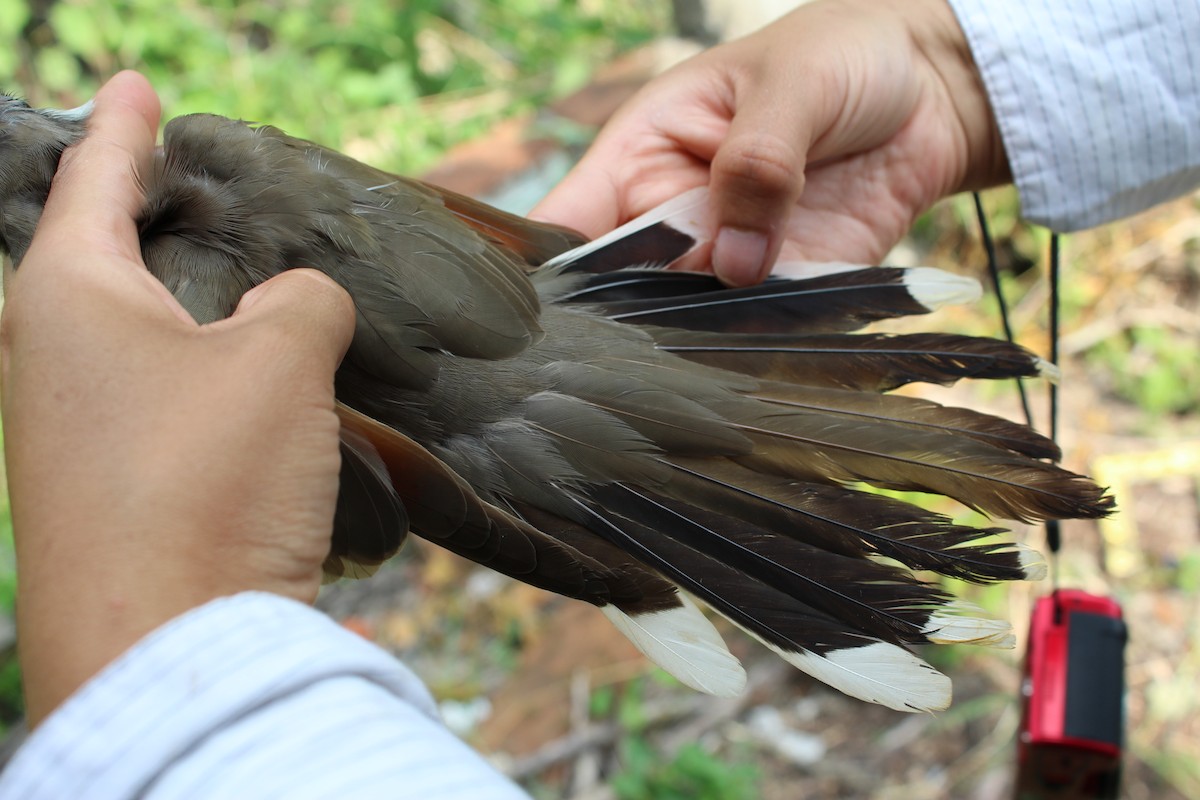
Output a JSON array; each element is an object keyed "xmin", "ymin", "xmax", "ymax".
[
  {"xmin": 4, "ymin": 0, "xmax": 668, "ymax": 171},
  {"xmin": 1, "ymin": 0, "xmax": 1199, "ymax": 798}
]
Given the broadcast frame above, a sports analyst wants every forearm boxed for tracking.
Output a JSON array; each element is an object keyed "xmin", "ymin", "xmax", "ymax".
[
  {"xmin": 13, "ymin": 520, "xmax": 224, "ymax": 727},
  {"xmin": 0, "ymin": 594, "xmax": 531, "ymax": 800}
]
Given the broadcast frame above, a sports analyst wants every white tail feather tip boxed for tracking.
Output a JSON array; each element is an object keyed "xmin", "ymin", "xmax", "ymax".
[
  {"xmin": 601, "ymin": 596, "xmax": 746, "ymax": 698},
  {"xmin": 1017, "ymin": 544, "xmax": 1049, "ymax": 581},
  {"xmin": 902, "ymin": 266, "xmax": 983, "ymax": 309},
  {"xmin": 725, "ymin": 619, "xmax": 950, "ymax": 712},
  {"xmin": 1037, "ymin": 359, "xmax": 1062, "ymax": 383},
  {"xmin": 781, "ymin": 641, "xmax": 951, "ymax": 713},
  {"xmin": 923, "ymin": 612, "xmax": 1015, "ymax": 649}
]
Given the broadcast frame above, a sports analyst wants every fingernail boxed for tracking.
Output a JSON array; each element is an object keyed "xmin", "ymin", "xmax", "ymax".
[{"xmin": 713, "ymin": 227, "xmax": 770, "ymax": 286}]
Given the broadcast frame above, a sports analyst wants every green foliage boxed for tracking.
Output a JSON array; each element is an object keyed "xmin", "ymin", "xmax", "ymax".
[
  {"xmin": 0, "ymin": 658, "xmax": 22, "ymax": 727},
  {"xmin": 4, "ymin": 0, "xmax": 668, "ymax": 173},
  {"xmin": 589, "ymin": 683, "xmax": 615, "ymax": 718},
  {"xmin": 0, "ymin": 421, "xmax": 19, "ymax": 730},
  {"xmin": 611, "ymin": 739, "xmax": 760, "ymax": 800},
  {"xmin": 1088, "ymin": 324, "xmax": 1200, "ymax": 416},
  {"xmin": 0, "ymin": 486, "xmax": 13, "ymax": 617},
  {"xmin": 593, "ymin": 678, "xmax": 760, "ymax": 800},
  {"xmin": 1174, "ymin": 550, "xmax": 1200, "ymax": 594},
  {"xmin": 589, "ymin": 677, "xmax": 652, "ymax": 731}
]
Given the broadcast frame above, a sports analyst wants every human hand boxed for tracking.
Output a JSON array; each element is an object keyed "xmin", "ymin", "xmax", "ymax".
[
  {"xmin": 533, "ymin": 0, "xmax": 1008, "ymax": 285},
  {"xmin": 0, "ymin": 71, "xmax": 356, "ymax": 724}
]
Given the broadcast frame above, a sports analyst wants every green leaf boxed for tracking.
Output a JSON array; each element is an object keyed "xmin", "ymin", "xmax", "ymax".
[
  {"xmin": 35, "ymin": 46, "xmax": 81, "ymax": 93},
  {"xmin": 51, "ymin": 2, "xmax": 108, "ymax": 59},
  {"xmin": 0, "ymin": 0, "xmax": 29, "ymax": 38}
]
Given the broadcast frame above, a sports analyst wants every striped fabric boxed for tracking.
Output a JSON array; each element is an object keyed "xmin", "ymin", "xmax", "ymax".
[
  {"xmin": 0, "ymin": 593, "xmax": 531, "ymax": 799},
  {"xmin": 949, "ymin": 0, "xmax": 1200, "ymax": 231}
]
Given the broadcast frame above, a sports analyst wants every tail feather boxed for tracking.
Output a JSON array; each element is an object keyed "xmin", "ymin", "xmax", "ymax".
[
  {"xmin": 658, "ymin": 459, "xmax": 1039, "ymax": 582},
  {"xmin": 653, "ymin": 329, "xmax": 1057, "ymax": 391},
  {"xmin": 569, "ymin": 490, "xmax": 957, "ymax": 712},
  {"xmin": 542, "ymin": 186, "xmax": 708, "ymax": 274},
  {"xmin": 750, "ymin": 381, "xmax": 1062, "ymax": 460},
  {"xmin": 726, "ymin": 407, "xmax": 1112, "ymax": 522},
  {"xmin": 330, "ymin": 191, "xmax": 1113, "ymax": 712},
  {"xmin": 545, "ymin": 360, "xmax": 752, "ymax": 456},
  {"xmin": 595, "ymin": 484, "xmax": 965, "ymax": 647},
  {"xmin": 557, "ymin": 269, "xmax": 732, "ymax": 304},
  {"xmin": 600, "ymin": 597, "xmax": 747, "ymax": 697},
  {"xmin": 572, "ymin": 267, "xmax": 980, "ymax": 335}
]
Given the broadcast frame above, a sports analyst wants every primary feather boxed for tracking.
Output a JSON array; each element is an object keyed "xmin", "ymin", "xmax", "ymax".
[{"xmin": 0, "ymin": 99, "xmax": 1114, "ymax": 713}]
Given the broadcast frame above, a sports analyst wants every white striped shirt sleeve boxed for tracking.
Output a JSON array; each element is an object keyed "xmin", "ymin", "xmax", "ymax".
[
  {"xmin": 0, "ymin": 593, "xmax": 531, "ymax": 800},
  {"xmin": 947, "ymin": 0, "xmax": 1200, "ymax": 231}
]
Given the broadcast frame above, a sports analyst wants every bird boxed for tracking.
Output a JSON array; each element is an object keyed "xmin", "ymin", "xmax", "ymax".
[{"xmin": 0, "ymin": 94, "xmax": 1113, "ymax": 713}]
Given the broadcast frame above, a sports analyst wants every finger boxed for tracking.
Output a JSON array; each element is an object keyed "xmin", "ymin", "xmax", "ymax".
[
  {"xmin": 40, "ymin": 71, "xmax": 160, "ymax": 255},
  {"xmin": 225, "ymin": 269, "xmax": 357, "ymax": 372},
  {"xmin": 707, "ymin": 67, "xmax": 816, "ymax": 286}
]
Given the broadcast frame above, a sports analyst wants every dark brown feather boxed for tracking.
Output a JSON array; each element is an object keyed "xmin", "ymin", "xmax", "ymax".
[
  {"xmin": 657, "ymin": 459, "xmax": 1029, "ymax": 582},
  {"xmin": 433, "ymin": 185, "xmax": 588, "ymax": 265},
  {"xmin": 580, "ymin": 268, "xmax": 938, "ymax": 333},
  {"xmin": 335, "ymin": 405, "xmax": 678, "ymax": 612},
  {"xmin": 749, "ymin": 381, "xmax": 1061, "ymax": 459},
  {"xmin": 653, "ymin": 329, "xmax": 1051, "ymax": 391}
]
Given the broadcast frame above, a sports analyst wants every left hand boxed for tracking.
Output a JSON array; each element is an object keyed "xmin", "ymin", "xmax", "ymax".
[{"xmin": 0, "ymin": 71, "xmax": 357, "ymax": 725}]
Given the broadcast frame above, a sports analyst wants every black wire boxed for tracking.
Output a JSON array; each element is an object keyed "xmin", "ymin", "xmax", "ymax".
[
  {"xmin": 972, "ymin": 193, "xmax": 1062, "ymax": 563},
  {"xmin": 1046, "ymin": 234, "xmax": 1062, "ymax": 556},
  {"xmin": 972, "ymin": 193, "xmax": 1034, "ymax": 426}
]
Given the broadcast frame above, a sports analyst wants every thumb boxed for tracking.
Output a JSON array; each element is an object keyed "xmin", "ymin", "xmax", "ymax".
[
  {"xmin": 228, "ymin": 269, "xmax": 357, "ymax": 371},
  {"xmin": 707, "ymin": 70, "xmax": 815, "ymax": 286},
  {"xmin": 37, "ymin": 71, "xmax": 160, "ymax": 264}
]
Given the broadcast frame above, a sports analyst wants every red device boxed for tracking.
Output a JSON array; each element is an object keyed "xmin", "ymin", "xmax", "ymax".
[{"xmin": 1015, "ymin": 589, "xmax": 1126, "ymax": 799}]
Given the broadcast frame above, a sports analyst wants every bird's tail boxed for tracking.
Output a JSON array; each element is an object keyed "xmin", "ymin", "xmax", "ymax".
[
  {"xmin": 336, "ymin": 189, "xmax": 1112, "ymax": 712},
  {"xmin": 521, "ymin": 192, "xmax": 1111, "ymax": 711}
]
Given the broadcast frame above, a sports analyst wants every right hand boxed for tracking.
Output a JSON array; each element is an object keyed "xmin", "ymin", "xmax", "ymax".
[{"xmin": 533, "ymin": 0, "xmax": 1008, "ymax": 285}]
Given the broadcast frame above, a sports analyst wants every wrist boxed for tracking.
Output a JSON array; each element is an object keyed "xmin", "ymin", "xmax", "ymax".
[
  {"xmin": 902, "ymin": 0, "xmax": 1010, "ymax": 191},
  {"xmin": 15, "ymin": 559, "xmax": 213, "ymax": 726},
  {"xmin": 14, "ymin": 512, "xmax": 322, "ymax": 726}
]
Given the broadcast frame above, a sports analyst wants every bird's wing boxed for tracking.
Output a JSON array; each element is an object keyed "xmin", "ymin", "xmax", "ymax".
[{"xmin": 253, "ymin": 119, "xmax": 589, "ymax": 264}]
